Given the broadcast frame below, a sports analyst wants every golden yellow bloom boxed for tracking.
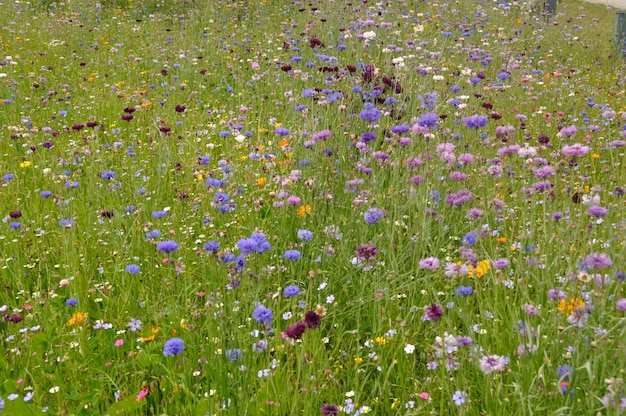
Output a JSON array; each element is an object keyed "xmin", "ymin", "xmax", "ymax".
[
  {"xmin": 67, "ymin": 312, "xmax": 89, "ymax": 326},
  {"xmin": 354, "ymin": 357, "xmax": 363, "ymax": 365},
  {"xmin": 557, "ymin": 298, "xmax": 585, "ymax": 316},
  {"xmin": 468, "ymin": 260, "xmax": 491, "ymax": 278},
  {"xmin": 19, "ymin": 161, "xmax": 32, "ymax": 168},
  {"xmin": 375, "ymin": 336, "xmax": 387, "ymax": 346},
  {"xmin": 257, "ymin": 177, "xmax": 267, "ymax": 187}
]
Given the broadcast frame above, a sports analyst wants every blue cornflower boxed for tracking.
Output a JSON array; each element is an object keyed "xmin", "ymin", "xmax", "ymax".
[
  {"xmin": 204, "ymin": 240, "xmax": 220, "ymax": 253},
  {"xmin": 226, "ymin": 348, "xmax": 242, "ymax": 362},
  {"xmin": 455, "ymin": 286, "xmax": 473, "ymax": 296},
  {"xmin": 297, "ymin": 229, "xmax": 313, "ymax": 241},
  {"xmin": 275, "ymin": 127, "xmax": 290, "ymax": 136},
  {"xmin": 126, "ymin": 264, "xmax": 140, "ymax": 274},
  {"xmin": 9, "ymin": 222, "xmax": 21, "ymax": 229},
  {"xmin": 283, "ymin": 285, "xmax": 301, "ymax": 298},
  {"xmin": 157, "ymin": 240, "xmax": 179, "ymax": 253},
  {"xmin": 364, "ymin": 207, "xmax": 385, "ymax": 224},
  {"xmin": 252, "ymin": 304, "xmax": 273, "ymax": 325},
  {"xmin": 146, "ymin": 229, "xmax": 161, "ymax": 239},
  {"xmin": 40, "ymin": 190, "xmax": 53, "ymax": 197},
  {"xmin": 284, "ymin": 250, "xmax": 301, "ymax": 260},
  {"xmin": 65, "ymin": 298, "xmax": 78, "ymax": 307},
  {"xmin": 152, "ymin": 210, "xmax": 167, "ymax": 218},
  {"xmin": 59, "ymin": 219, "xmax": 73, "ymax": 228},
  {"xmin": 100, "ymin": 170, "xmax": 117, "ymax": 180},
  {"xmin": 163, "ymin": 337, "xmax": 185, "ymax": 356},
  {"xmin": 462, "ymin": 232, "xmax": 477, "ymax": 246}
]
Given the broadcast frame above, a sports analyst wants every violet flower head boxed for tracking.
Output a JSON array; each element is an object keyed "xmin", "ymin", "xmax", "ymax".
[{"xmin": 422, "ymin": 302, "xmax": 444, "ymax": 322}]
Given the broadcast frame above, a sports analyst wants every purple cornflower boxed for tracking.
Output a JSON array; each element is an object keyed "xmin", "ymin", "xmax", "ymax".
[
  {"xmin": 252, "ymin": 304, "xmax": 273, "ymax": 325},
  {"xmin": 157, "ymin": 240, "xmax": 179, "ymax": 254},
  {"xmin": 419, "ymin": 257, "xmax": 440, "ymax": 270},
  {"xmin": 9, "ymin": 222, "xmax": 21, "ymax": 229},
  {"xmin": 65, "ymin": 298, "xmax": 78, "ymax": 307},
  {"xmin": 321, "ymin": 403, "xmax": 339, "ymax": 416},
  {"xmin": 312, "ymin": 129, "xmax": 331, "ymax": 141},
  {"xmin": 283, "ymin": 285, "xmax": 301, "ymax": 297},
  {"xmin": 360, "ymin": 131, "xmax": 377, "ymax": 143},
  {"xmin": 562, "ymin": 143, "xmax": 590, "ymax": 157},
  {"xmin": 446, "ymin": 189, "xmax": 473, "ymax": 207},
  {"xmin": 422, "ymin": 302, "xmax": 444, "ymax": 322},
  {"xmin": 479, "ymin": 354, "xmax": 508, "ymax": 374},
  {"xmin": 125, "ymin": 264, "xmax": 140, "ymax": 274},
  {"xmin": 585, "ymin": 253, "xmax": 613, "ymax": 269},
  {"xmin": 616, "ymin": 298, "xmax": 626, "ymax": 311},
  {"xmin": 364, "ymin": 207, "xmax": 385, "ymax": 224},
  {"xmin": 588, "ymin": 206, "xmax": 608, "ymax": 217},
  {"xmin": 491, "ymin": 258, "xmax": 510, "ymax": 270},
  {"xmin": 559, "ymin": 125, "xmax": 578, "ymax": 137},
  {"xmin": 163, "ymin": 337, "xmax": 185, "ymax": 356},
  {"xmin": 463, "ymin": 115, "xmax": 488, "ymax": 129},
  {"xmin": 284, "ymin": 250, "xmax": 301, "ymax": 260},
  {"xmin": 275, "ymin": 127, "xmax": 290, "ymax": 136}
]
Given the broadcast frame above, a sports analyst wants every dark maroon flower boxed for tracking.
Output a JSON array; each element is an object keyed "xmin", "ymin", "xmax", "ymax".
[
  {"xmin": 120, "ymin": 114, "xmax": 134, "ymax": 121},
  {"xmin": 280, "ymin": 65, "xmax": 292, "ymax": 72},
  {"xmin": 321, "ymin": 403, "xmax": 339, "ymax": 416},
  {"xmin": 538, "ymin": 134, "xmax": 550, "ymax": 144},
  {"xmin": 422, "ymin": 303, "xmax": 444, "ymax": 322},
  {"xmin": 71, "ymin": 124, "xmax": 84, "ymax": 131},
  {"xmin": 123, "ymin": 107, "xmax": 136, "ymax": 113},
  {"xmin": 86, "ymin": 121, "xmax": 99, "ymax": 128},
  {"xmin": 159, "ymin": 126, "xmax": 171, "ymax": 134},
  {"xmin": 285, "ymin": 321, "xmax": 306, "ymax": 339},
  {"xmin": 309, "ymin": 37, "xmax": 324, "ymax": 48},
  {"xmin": 304, "ymin": 311, "xmax": 321, "ymax": 329},
  {"xmin": 346, "ymin": 65, "xmax": 356, "ymax": 73},
  {"xmin": 100, "ymin": 210, "xmax": 115, "ymax": 218},
  {"xmin": 482, "ymin": 102, "xmax": 493, "ymax": 109},
  {"xmin": 4, "ymin": 314, "xmax": 23, "ymax": 323},
  {"xmin": 175, "ymin": 104, "xmax": 186, "ymax": 113},
  {"xmin": 9, "ymin": 211, "xmax": 22, "ymax": 218}
]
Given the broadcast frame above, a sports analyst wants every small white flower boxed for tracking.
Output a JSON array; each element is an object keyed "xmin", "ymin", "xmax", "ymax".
[
  {"xmin": 404, "ymin": 344, "xmax": 416, "ymax": 354},
  {"xmin": 48, "ymin": 386, "xmax": 59, "ymax": 394}
]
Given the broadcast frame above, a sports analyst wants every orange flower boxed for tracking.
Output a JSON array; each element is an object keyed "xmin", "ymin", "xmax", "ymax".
[
  {"xmin": 297, "ymin": 204, "xmax": 311, "ymax": 217},
  {"xmin": 257, "ymin": 177, "xmax": 267, "ymax": 187},
  {"xmin": 67, "ymin": 312, "xmax": 89, "ymax": 326}
]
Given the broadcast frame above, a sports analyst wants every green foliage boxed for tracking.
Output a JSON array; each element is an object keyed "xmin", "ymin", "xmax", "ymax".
[{"xmin": 0, "ymin": 0, "xmax": 625, "ymax": 414}]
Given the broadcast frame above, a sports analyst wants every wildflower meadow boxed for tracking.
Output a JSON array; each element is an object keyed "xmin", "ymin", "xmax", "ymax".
[{"xmin": 1, "ymin": 0, "xmax": 625, "ymax": 414}]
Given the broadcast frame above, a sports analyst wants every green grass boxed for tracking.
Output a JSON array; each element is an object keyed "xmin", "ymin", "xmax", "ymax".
[{"xmin": 0, "ymin": 0, "xmax": 625, "ymax": 414}]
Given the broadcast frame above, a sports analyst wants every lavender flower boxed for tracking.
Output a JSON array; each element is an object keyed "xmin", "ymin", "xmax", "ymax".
[
  {"xmin": 585, "ymin": 253, "xmax": 613, "ymax": 269},
  {"xmin": 364, "ymin": 207, "xmax": 385, "ymax": 224},
  {"xmin": 479, "ymin": 354, "xmax": 508, "ymax": 373}
]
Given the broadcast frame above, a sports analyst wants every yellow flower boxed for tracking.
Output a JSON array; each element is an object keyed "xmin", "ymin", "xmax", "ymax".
[
  {"xmin": 354, "ymin": 357, "xmax": 363, "ymax": 365},
  {"xmin": 557, "ymin": 298, "xmax": 585, "ymax": 316},
  {"xmin": 19, "ymin": 161, "xmax": 32, "ymax": 168},
  {"xmin": 375, "ymin": 336, "xmax": 387, "ymax": 346},
  {"xmin": 468, "ymin": 260, "xmax": 491, "ymax": 278},
  {"xmin": 67, "ymin": 312, "xmax": 89, "ymax": 326}
]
